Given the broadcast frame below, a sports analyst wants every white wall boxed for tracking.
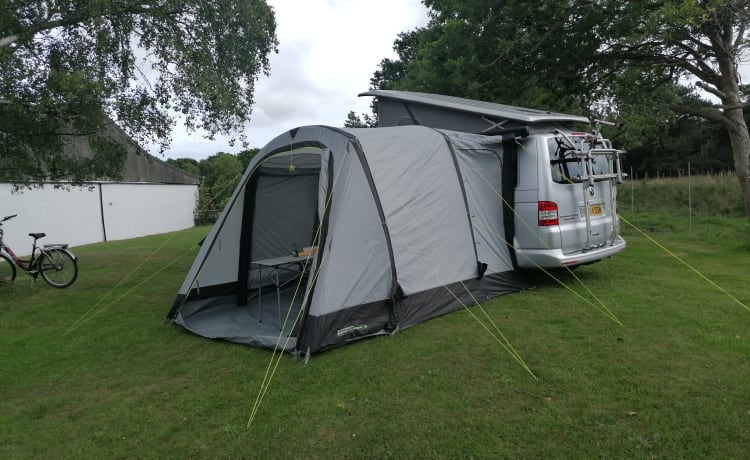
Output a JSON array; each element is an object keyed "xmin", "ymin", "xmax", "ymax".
[
  {"xmin": 0, "ymin": 183, "xmax": 198, "ymax": 254},
  {"xmin": 101, "ymin": 184, "xmax": 197, "ymax": 241}
]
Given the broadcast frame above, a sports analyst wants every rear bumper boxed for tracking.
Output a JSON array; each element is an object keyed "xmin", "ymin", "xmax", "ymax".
[{"xmin": 515, "ymin": 236, "xmax": 626, "ymax": 269}]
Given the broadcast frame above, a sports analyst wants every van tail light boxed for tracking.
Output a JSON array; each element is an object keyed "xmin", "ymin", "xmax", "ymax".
[{"xmin": 538, "ymin": 201, "xmax": 559, "ymax": 226}]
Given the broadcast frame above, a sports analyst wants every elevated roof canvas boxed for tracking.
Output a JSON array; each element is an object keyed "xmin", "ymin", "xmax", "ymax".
[{"xmin": 359, "ymin": 90, "xmax": 590, "ymax": 125}]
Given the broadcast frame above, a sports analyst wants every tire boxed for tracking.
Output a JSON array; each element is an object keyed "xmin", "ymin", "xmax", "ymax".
[
  {"xmin": 0, "ymin": 253, "xmax": 16, "ymax": 285},
  {"xmin": 39, "ymin": 248, "xmax": 78, "ymax": 288}
]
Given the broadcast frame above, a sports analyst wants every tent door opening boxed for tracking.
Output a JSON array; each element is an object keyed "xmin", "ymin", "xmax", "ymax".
[{"xmin": 237, "ymin": 150, "xmax": 323, "ymax": 328}]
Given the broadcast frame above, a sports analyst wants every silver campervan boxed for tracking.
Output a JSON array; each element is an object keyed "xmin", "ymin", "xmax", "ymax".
[
  {"xmin": 360, "ymin": 90, "xmax": 626, "ymax": 269},
  {"xmin": 513, "ymin": 126, "xmax": 626, "ymax": 268}
]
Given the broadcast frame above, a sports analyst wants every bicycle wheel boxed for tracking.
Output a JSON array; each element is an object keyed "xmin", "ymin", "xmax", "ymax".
[
  {"xmin": 0, "ymin": 253, "xmax": 16, "ymax": 285},
  {"xmin": 39, "ymin": 248, "xmax": 78, "ymax": 288}
]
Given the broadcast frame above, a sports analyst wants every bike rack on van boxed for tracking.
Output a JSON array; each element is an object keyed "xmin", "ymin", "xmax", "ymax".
[{"xmin": 555, "ymin": 121, "xmax": 626, "ymax": 251}]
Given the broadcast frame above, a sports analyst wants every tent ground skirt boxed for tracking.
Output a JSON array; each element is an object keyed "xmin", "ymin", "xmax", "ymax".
[{"xmin": 174, "ymin": 285, "xmax": 306, "ymax": 351}]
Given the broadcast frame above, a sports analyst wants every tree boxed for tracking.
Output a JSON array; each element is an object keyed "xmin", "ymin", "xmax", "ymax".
[
  {"xmin": 169, "ymin": 152, "xmax": 246, "ymax": 224},
  {"xmin": 237, "ymin": 148, "xmax": 260, "ymax": 171},
  {"xmin": 599, "ymin": 1, "xmax": 750, "ymax": 215},
  {"xmin": 370, "ymin": 2, "xmax": 588, "ymax": 113},
  {"xmin": 370, "ymin": 30, "xmax": 421, "ymax": 91},
  {"xmin": 197, "ymin": 152, "xmax": 242, "ymax": 212},
  {"xmin": 166, "ymin": 157, "xmax": 200, "ymax": 176},
  {"xmin": 1, "ymin": 0, "xmax": 277, "ymax": 185},
  {"xmin": 343, "ymin": 110, "xmax": 376, "ymax": 128},
  {"xmin": 374, "ymin": 0, "xmax": 750, "ymax": 215}
]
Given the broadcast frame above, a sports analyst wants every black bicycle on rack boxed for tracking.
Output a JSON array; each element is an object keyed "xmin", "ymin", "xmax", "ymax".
[{"xmin": 0, "ymin": 214, "xmax": 78, "ymax": 288}]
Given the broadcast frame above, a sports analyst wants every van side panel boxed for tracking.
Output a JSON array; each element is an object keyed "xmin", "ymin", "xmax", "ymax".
[{"xmin": 513, "ymin": 137, "xmax": 554, "ymax": 253}]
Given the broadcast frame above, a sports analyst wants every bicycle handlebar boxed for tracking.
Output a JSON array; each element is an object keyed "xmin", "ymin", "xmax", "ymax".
[{"xmin": 1, "ymin": 214, "xmax": 17, "ymax": 222}]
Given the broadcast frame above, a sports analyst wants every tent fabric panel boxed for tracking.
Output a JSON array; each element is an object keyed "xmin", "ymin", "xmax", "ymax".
[
  {"xmin": 374, "ymin": 98, "xmax": 526, "ymax": 134},
  {"xmin": 448, "ymin": 131, "xmax": 515, "ymax": 274},
  {"xmin": 259, "ymin": 126, "xmax": 354, "ymax": 162},
  {"xmin": 394, "ymin": 278, "xmax": 481, "ymax": 329},
  {"xmin": 299, "ymin": 298, "xmax": 393, "ymax": 354},
  {"xmin": 353, "ymin": 126, "xmax": 477, "ymax": 295},
  {"xmin": 259, "ymin": 150, "xmax": 322, "ymax": 173},
  {"xmin": 251, "ymin": 173, "xmax": 319, "ymax": 263},
  {"xmin": 172, "ymin": 185, "xmax": 244, "ymax": 303},
  {"xmin": 363, "ymin": 90, "xmax": 589, "ymax": 130},
  {"xmin": 303, "ymin": 270, "xmax": 524, "ymax": 354},
  {"xmin": 394, "ymin": 271, "xmax": 523, "ymax": 330},
  {"xmin": 189, "ymin": 191, "xmax": 246, "ymax": 291},
  {"xmin": 307, "ymin": 146, "xmax": 392, "ymax": 316},
  {"xmin": 480, "ymin": 271, "xmax": 527, "ymax": 299}
]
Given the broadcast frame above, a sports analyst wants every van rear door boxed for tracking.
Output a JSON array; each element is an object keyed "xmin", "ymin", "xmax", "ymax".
[{"xmin": 546, "ymin": 133, "xmax": 622, "ymax": 256}]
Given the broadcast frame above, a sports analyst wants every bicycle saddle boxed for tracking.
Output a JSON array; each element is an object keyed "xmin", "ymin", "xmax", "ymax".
[{"xmin": 29, "ymin": 233, "xmax": 46, "ymax": 239}]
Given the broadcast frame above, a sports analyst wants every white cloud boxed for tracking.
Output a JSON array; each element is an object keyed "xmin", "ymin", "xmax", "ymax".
[{"xmin": 157, "ymin": 0, "xmax": 429, "ymax": 160}]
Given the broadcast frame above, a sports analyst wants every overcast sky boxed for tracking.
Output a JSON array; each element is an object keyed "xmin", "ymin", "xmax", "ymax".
[
  {"xmin": 153, "ymin": 2, "xmax": 750, "ymax": 161},
  {"xmin": 154, "ymin": 0, "xmax": 430, "ymax": 160}
]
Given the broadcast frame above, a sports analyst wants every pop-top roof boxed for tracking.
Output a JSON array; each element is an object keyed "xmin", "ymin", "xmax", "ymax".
[{"xmin": 359, "ymin": 90, "xmax": 590, "ymax": 125}]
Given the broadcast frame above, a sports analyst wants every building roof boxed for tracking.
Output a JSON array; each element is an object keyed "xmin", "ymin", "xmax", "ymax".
[{"xmin": 63, "ymin": 121, "xmax": 201, "ymax": 185}]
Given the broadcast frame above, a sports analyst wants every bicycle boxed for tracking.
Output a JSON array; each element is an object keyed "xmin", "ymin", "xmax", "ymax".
[{"xmin": 0, "ymin": 214, "xmax": 79, "ymax": 288}]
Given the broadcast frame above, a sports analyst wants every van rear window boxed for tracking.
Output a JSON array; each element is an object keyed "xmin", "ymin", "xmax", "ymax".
[{"xmin": 548, "ymin": 137, "xmax": 610, "ymax": 184}]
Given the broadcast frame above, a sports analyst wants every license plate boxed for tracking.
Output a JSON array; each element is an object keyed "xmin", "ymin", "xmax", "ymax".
[
  {"xmin": 580, "ymin": 204, "xmax": 603, "ymax": 217},
  {"xmin": 588, "ymin": 205, "xmax": 603, "ymax": 216}
]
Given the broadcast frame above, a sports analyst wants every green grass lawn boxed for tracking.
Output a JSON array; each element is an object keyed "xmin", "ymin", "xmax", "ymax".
[{"xmin": 1, "ymin": 214, "xmax": 749, "ymax": 458}]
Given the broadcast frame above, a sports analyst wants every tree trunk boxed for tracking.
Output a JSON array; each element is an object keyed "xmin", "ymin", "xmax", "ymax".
[
  {"xmin": 719, "ymin": 80, "xmax": 750, "ymax": 217},
  {"xmin": 715, "ymin": 47, "xmax": 750, "ymax": 217},
  {"xmin": 725, "ymin": 113, "xmax": 750, "ymax": 217}
]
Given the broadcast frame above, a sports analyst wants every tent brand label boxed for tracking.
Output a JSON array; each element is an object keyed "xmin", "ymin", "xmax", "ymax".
[{"xmin": 336, "ymin": 324, "xmax": 368, "ymax": 337}]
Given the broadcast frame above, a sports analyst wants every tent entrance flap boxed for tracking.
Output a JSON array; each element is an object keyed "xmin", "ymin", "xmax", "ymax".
[{"xmin": 238, "ymin": 151, "xmax": 322, "ymax": 306}]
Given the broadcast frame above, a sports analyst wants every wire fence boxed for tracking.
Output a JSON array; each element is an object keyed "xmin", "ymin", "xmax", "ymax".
[
  {"xmin": 192, "ymin": 168, "xmax": 743, "ymax": 228},
  {"xmin": 628, "ymin": 168, "xmax": 735, "ymax": 181},
  {"xmin": 624, "ymin": 165, "xmax": 743, "ymax": 221},
  {"xmin": 194, "ymin": 209, "xmax": 221, "ymax": 226}
]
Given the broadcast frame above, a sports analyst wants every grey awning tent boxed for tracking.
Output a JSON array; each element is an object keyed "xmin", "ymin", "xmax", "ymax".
[{"xmin": 167, "ymin": 125, "xmax": 524, "ymax": 355}]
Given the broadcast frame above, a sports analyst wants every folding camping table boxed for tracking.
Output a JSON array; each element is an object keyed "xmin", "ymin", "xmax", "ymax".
[{"xmin": 250, "ymin": 255, "xmax": 309, "ymax": 328}]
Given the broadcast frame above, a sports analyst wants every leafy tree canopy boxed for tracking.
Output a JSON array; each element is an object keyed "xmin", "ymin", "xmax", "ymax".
[
  {"xmin": 168, "ymin": 149, "xmax": 257, "ymax": 224},
  {"xmin": 166, "ymin": 157, "xmax": 200, "ymax": 177},
  {"xmin": 1, "ymin": 0, "xmax": 278, "ymax": 184},
  {"xmin": 372, "ymin": 0, "xmax": 750, "ymax": 214},
  {"xmin": 198, "ymin": 152, "xmax": 242, "ymax": 210},
  {"xmin": 237, "ymin": 148, "xmax": 259, "ymax": 171}
]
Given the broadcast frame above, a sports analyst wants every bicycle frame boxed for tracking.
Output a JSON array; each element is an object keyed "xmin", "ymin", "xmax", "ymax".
[{"xmin": 1, "ymin": 241, "xmax": 39, "ymax": 272}]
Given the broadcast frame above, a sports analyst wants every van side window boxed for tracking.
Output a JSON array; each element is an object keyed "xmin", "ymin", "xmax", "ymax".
[{"xmin": 548, "ymin": 137, "xmax": 610, "ymax": 184}]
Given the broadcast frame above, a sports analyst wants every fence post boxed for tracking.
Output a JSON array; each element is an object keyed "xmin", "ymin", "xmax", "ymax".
[
  {"xmin": 688, "ymin": 161, "xmax": 693, "ymax": 230},
  {"xmin": 630, "ymin": 166, "xmax": 634, "ymax": 214}
]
